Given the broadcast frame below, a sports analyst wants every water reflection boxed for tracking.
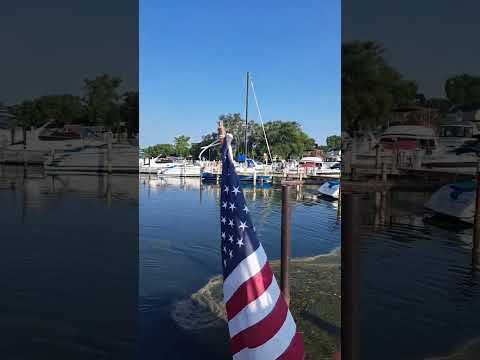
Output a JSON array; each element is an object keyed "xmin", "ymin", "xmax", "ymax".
[
  {"xmin": 139, "ymin": 174, "xmax": 340, "ymax": 359},
  {"xmin": 0, "ymin": 165, "xmax": 137, "ymax": 359},
  {"xmin": 358, "ymin": 190, "xmax": 480, "ymax": 359}
]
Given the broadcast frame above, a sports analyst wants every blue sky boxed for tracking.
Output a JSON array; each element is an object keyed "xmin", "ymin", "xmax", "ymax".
[{"xmin": 140, "ymin": 0, "xmax": 340, "ymax": 147}]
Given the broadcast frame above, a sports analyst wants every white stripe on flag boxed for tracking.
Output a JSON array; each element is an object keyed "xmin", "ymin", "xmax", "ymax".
[
  {"xmin": 223, "ymin": 245, "xmax": 267, "ymax": 303},
  {"xmin": 228, "ymin": 278, "xmax": 281, "ymax": 337},
  {"xmin": 232, "ymin": 311, "xmax": 297, "ymax": 360}
]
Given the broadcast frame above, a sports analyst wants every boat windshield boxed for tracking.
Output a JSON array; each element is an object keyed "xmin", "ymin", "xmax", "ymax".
[{"xmin": 441, "ymin": 126, "xmax": 473, "ymax": 138}]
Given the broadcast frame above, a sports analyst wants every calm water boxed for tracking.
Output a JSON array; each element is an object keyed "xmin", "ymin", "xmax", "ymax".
[
  {"xmin": 4, "ymin": 166, "xmax": 477, "ymax": 359},
  {"xmin": 0, "ymin": 166, "xmax": 138, "ymax": 359},
  {"xmin": 139, "ymin": 175, "xmax": 341, "ymax": 359},
  {"xmin": 358, "ymin": 191, "xmax": 480, "ymax": 359}
]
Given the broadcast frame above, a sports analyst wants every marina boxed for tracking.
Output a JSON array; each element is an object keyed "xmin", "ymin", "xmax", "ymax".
[{"xmin": 139, "ymin": 174, "xmax": 340, "ymax": 359}]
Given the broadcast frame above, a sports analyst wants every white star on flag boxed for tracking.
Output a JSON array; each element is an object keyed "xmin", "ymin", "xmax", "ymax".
[
  {"xmin": 229, "ymin": 202, "xmax": 236, "ymax": 212},
  {"xmin": 229, "ymin": 249, "xmax": 233, "ymax": 258},
  {"xmin": 242, "ymin": 205, "xmax": 249, "ymax": 213},
  {"xmin": 224, "ymin": 185, "xmax": 229, "ymax": 194},
  {"xmin": 236, "ymin": 237, "xmax": 244, "ymax": 247},
  {"xmin": 223, "ymin": 259, "xmax": 226, "ymax": 268},
  {"xmin": 232, "ymin": 186, "xmax": 240, "ymax": 196},
  {"xmin": 228, "ymin": 235, "xmax": 234, "ymax": 243},
  {"xmin": 223, "ymin": 246, "xmax": 227, "ymax": 254},
  {"xmin": 222, "ymin": 201, "xmax": 227, "ymax": 209},
  {"xmin": 221, "ymin": 217, "xmax": 226, "ymax": 225},
  {"xmin": 239, "ymin": 221, "xmax": 248, "ymax": 231},
  {"xmin": 221, "ymin": 232, "xmax": 226, "ymax": 239},
  {"xmin": 228, "ymin": 219, "xmax": 234, "ymax": 228}
]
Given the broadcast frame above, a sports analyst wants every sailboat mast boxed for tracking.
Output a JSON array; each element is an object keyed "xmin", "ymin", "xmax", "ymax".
[{"xmin": 244, "ymin": 71, "xmax": 249, "ymax": 160}]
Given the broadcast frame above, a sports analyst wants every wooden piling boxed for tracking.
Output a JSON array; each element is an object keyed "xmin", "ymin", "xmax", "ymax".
[
  {"xmin": 280, "ymin": 185, "xmax": 291, "ymax": 305},
  {"xmin": 474, "ymin": 162, "xmax": 480, "ymax": 250},
  {"xmin": 342, "ymin": 192, "xmax": 360, "ymax": 360},
  {"xmin": 107, "ymin": 132, "xmax": 112, "ymax": 174},
  {"xmin": 382, "ymin": 162, "xmax": 387, "ymax": 183}
]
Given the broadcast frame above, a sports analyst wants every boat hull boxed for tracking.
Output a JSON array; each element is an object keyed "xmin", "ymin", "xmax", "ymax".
[
  {"xmin": 424, "ymin": 181, "xmax": 475, "ymax": 224},
  {"xmin": 318, "ymin": 180, "xmax": 340, "ymax": 199}
]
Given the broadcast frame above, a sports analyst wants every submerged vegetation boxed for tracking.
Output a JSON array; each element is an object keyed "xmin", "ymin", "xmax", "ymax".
[{"xmin": 171, "ymin": 250, "xmax": 341, "ymax": 359}]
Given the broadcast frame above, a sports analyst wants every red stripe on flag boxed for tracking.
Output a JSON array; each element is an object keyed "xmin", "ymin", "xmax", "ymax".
[
  {"xmin": 226, "ymin": 263, "xmax": 273, "ymax": 320},
  {"xmin": 276, "ymin": 331, "xmax": 305, "ymax": 360},
  {"xmin": 230, "ymin": 294, "xmax": 288, "ymax": 354}
]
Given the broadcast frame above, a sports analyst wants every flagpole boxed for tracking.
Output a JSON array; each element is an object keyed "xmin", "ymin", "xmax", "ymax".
[{"xmin": 218, "ymin": 120, "xmax": 225, "ymax": 145}]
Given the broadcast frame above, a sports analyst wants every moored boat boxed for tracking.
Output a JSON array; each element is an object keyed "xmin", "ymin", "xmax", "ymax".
[
  {"xmin": 424, "ymin": 180, "xmax": 476, "ymax": 224},
  {"xmin": 318, "ymin": 179, "xmax": 340, "ymax": 199}
]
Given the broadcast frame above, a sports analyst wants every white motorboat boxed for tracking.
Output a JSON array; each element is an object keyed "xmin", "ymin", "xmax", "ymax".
[
  {"xmin": 424, "ymin": 180, "xmax": 476, "ymax": 224},
  {"xmin": 299, "ymin": 156, "xmax": 340, "ymax": 177},
  {"xmin": 44, "ymin": 143, "xmax": 139, "ymax": 174},
  {"xmin": 437, "ymin": 114, "xmax": 478, "ymax": 151},
  {"xmin": 4, "ymin": 120, "xmax": 106, "ymax": 164},
  {"xmin": 318, "ymin": 179, "xmax": 340, "ymax": 199},
  {"xmin": 157, "ymin": 163, "xmax": 202, "ymax": 177},
  {"xmin": 139, "ymin": 156, "xmax": 181, "ymax": 174}
]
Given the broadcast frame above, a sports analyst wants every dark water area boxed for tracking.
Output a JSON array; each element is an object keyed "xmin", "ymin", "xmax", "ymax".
[
  {"xmin": 358, "ymin": 190, "xmax": 480, "ymax": 359},
  {"xmin": 0, "ymin": 165, "xmax": 138, "ymax": 359},
  {"xmin": 139, "ymin": 175, "xmax": 341, "ymax": 359}
]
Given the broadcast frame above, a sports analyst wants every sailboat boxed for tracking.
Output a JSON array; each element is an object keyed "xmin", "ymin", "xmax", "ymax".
[{"xmin": 202, "ymin": 72, "xmax": 273, "ymax": 183}]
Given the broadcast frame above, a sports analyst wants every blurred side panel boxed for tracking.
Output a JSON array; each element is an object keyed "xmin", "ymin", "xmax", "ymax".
[
  {"xmin": 0, "ymin": 1, "xmax": 138, "ymax": 359},
  {"xmin": 342, "ymin": 0, "xmax": 480, "ymax": 359}
]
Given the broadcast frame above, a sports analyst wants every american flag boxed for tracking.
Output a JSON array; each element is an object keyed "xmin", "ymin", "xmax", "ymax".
[{"xmin": 220, "ymin": 135, "xmax": 304, "ymax": 359}]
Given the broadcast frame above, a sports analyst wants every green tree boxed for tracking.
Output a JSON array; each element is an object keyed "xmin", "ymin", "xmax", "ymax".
[
  {"xmin": 174, "ymin": 135, "xmax": 191, "ymax": 157},
  {"xmin": 120, "ymin": 91, "xmax": 139, "ymax": 137},
  {"xmin": 342, "ymin": 41, "xmax": 418, "ymax": 133},
  {"xmin": 83, "ymin": 74, "xmax": 122, "ymax": 128},
  {"xmin": 445, "ymin": 74, "xmax": 480, "ymax": 105},
  {"xmin": 326, "ymin": 135, "xmax": 341, "ymax": 151},
  {"xmin": 13, "ymin": 95, "xmax": 84, "ymax": 128},
  {"xmin": 249, "ymin": 121, "xmax": 315, "ymax": 160},
  {"xmin": 143, "ymin": 143, "xmax": 176, "ymax": 158},
  {"xmin": 190, "ymin": 132, "xmax": 220, "ymax": 160},
  {"xmin": 426, "ymin": 97, "xmax": 451, "ymax": 113}
]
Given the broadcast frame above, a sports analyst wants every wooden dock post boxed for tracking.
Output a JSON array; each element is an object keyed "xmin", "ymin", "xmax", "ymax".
[
  {"xmin": 382, "ymin": 162, "xmax": 387, "ymax": 183},
  {"xmin": 107, "ymin": 132, "xmax": 112, "ymax": 174},
  {"xmin": 253, "ymin": 170, "xmax": 257, "ymax": 186},
  {"xmin": 280, "ymin": 184, "xmax": 291, "ymax": 305},
  {"xmin": 474, "ymin": 162, "xmax": 480, "ymax": 251},
  {"xmin": 342, "ymin": 192, "xmax": 360, "ymax": 360}
]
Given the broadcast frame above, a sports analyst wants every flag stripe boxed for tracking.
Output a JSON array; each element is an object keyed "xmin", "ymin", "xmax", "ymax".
[
  {"xmin": 226, "ymin": 262, "xmax": 273, "ymax": 320},
  {"xmin": 223, "ymin": 245, "xmax": 267, "ymax": 303},
  {"xmin": 232, "ymin": 311, "xmax": 297, "ymax": 360},
  {"xmin": 228, "ymin": 279, "xmax": 281, "ymax": 337},
  {"xmin": 276, "ymin": 331, "xmax": 305, "ymax": 360},
  {"xmin": 230, "ymin": 292, "xmax": 288, "ymax": 354}
]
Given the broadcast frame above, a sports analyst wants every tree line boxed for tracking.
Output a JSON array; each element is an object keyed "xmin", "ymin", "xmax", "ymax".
[
  {"xmin": 342, "ymin": 41, "xmax": 480, "ymax": 133},
  {"xmin": 143, "ymin": 113, "xmax": 341, "ymax": 161},
  {"xmin": 9, "ymin": 74, "xmax": 139, "ymax": 137}
]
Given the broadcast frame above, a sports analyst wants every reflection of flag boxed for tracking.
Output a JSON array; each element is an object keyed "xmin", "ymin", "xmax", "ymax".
[{"xmin": 220, "ymin": 135, "xmax": 304, "ymax": 359}]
